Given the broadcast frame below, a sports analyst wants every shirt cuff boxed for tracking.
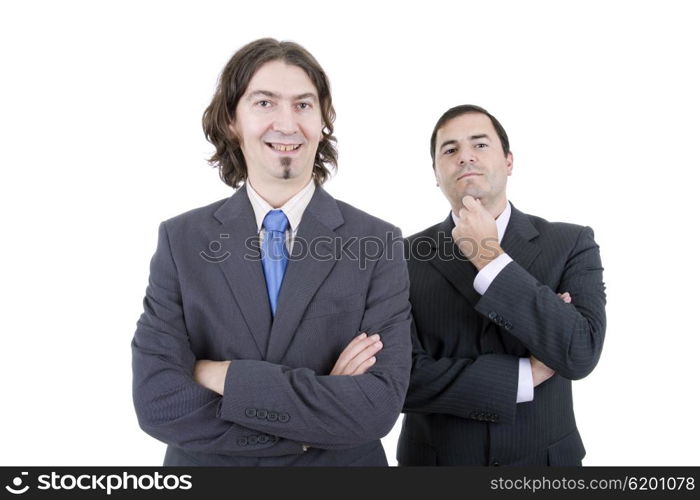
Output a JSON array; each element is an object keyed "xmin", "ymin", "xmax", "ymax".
[
  {"xmin": 473, "ymin": 253, "xmax": 513, "ymax": 295},
  {"xmin": 517, "ymin": 357, "xmax": 534, "ymax": 403}
]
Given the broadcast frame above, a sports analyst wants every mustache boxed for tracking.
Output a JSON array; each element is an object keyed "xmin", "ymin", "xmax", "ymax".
[{"xmin": 262, "ymin": 132, "xmax": 305, "ymax": 144}]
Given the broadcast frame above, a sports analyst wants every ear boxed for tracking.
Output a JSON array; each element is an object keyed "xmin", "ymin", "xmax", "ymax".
[{"xmin": 505, "ymin": 151, "xmax": 514, "ymax": 176}]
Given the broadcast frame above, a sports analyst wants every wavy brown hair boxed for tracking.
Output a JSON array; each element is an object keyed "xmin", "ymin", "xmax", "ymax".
[{"xmin": 202, "ymin": 38, "xmax": 338, "ymax": 188}]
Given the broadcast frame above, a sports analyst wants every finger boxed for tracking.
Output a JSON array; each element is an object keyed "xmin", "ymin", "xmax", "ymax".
[
  {"xmin": 351, "ymin": 355, "xmax": 377, "ymax": 375},
  {"xmin": 343, "ymin": 340, "xmax": 382, "ymax": 374},
  {"xmin": 461, "ymin": 195, "xmax": 476, "ymax": 208},
  {"xmin": 334, "ymin": 334, "xmax": 378, "ymax": 373},
  {"xmin": 331, "ymin": 336, "xmax": 364, "ymax": 375},
  {"xmin": 344, "ymin": 340, "xmax": 383, "ymax": 374}
]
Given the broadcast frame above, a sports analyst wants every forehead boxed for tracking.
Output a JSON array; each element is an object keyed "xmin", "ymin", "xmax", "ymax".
[
  {"xmin": 244, "ymin": 60, "xmax": 318, "ymax": 97},
  {"xmin": 436, "ymin": 112, "xmax": 498, "ymax": 142}
]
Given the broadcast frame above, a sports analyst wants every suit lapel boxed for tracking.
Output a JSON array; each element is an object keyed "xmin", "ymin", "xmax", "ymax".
[
  {"xmin": 427, "ymin": 215, "xmax": 483, "ymax": 308},
  {"xmin": 265, "ymin": 187, "xmax": 344, "ymax": 363},
  {"xmin": 500, "ymin": 204, "xmax": 541, "ymax": 271},
  {"xmin": 213, "ymin": 185, "xmax": 272, "ymax": 358}
]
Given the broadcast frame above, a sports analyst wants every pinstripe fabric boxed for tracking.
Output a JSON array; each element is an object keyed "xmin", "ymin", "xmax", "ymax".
[{"xmin": 398, "ymin": 204, "xmax": 606, "ymax": 466}]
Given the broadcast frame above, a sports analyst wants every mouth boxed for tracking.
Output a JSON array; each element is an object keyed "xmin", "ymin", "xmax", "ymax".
[
  {"xmin": 457, "ymin": 173, "xmax": 482, "ymax": 180},
  {"xmin": 266, "ymin": 142, "xmax": 302, "ymax": 153}
]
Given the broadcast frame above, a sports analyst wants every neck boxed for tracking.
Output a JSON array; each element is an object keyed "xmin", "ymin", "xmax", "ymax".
[
  {"xmin": 482, "ymin": 196, "xmax": 508, "ymax": 219},
  {"xmin": 248, "ymin": 175, "xmax": 312, "ymax": 208}
]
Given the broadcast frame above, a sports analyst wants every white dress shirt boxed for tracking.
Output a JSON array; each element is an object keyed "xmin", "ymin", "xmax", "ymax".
[
  {"xmin": 452, "ymin": 201, "xmax": 534, "ymax": 403},
  {"xmin": 246, "ymin": 178, "xmax": 316, "ymax": 250}
]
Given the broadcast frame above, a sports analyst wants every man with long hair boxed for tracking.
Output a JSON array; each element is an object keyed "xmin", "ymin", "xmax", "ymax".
[{"xmin": 132, "ymin": 39, "xmax": 411, "ymax": 466}]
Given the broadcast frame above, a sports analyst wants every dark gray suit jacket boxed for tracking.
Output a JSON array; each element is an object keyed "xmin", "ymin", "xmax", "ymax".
[
  {"xmin": 398, "ymin": 204, "xmax": 606, "ymax": 466},
  {"xmin": 132, "ymin": 185, "xmax": 412, "ymax": 466}
]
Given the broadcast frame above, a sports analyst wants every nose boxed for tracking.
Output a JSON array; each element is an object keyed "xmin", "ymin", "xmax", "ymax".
[
  {"xmin": 272, "ymin": 105, "xmax": 299, "ymax": 134},
  {"xmin": 458, "ymin": 149, "xmax": 477, "ymax": 165}
]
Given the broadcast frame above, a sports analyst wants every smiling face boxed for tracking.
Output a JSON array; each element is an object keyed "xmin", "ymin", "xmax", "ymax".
[
  {"xmin": 434, "ymin": 112, "xmax": 513, "ymax": 214},
  {"xmin": 229, "ymin": 60, "xmax": 324, "ymax": 189}
]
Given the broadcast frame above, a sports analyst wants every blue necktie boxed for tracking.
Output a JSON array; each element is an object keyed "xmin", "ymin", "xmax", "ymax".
[{"xmin": 261, "ymin": 210, "xmax": 289, "ymax": 316}]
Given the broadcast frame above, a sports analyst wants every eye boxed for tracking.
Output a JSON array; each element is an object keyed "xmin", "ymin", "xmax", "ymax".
[
  {"xmin": 443, "ymin": 148, "xmax": 456, "ymax": 155},
  {"xmin": 475, "ymin": 143, "xmax": 488, "ymax": 149},
  {"xmin": 297, "ymin": 102, "xmax": 312, "ymax": 110},
  {"xmin": 256, "ymin": 100, "xmax": 272, "ymax": 108}
]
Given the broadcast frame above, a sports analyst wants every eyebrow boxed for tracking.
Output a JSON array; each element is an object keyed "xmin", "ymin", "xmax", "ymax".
[
  {"xmin": 469, "ymin": 134, "xmax": 490, "ymax": 142},
  {"xmin": 439, "ymin": 134, "xmax": 492, "ymax": 150},
  {"xmin": 439, "ymin": 139, "xmax": 459, "ymax": 151},
  {"xmin": 246, "ymin": 90, "xmax": 319, "ymax": 102}
]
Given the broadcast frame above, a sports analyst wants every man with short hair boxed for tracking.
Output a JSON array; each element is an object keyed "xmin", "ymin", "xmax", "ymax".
[
  {"xmin": 132, "ymin": 38, "xmax": 411, "ymax": 466},
  {"xmin": 398, "ymin": 105, "xmax": 606, "ymax": 466}
]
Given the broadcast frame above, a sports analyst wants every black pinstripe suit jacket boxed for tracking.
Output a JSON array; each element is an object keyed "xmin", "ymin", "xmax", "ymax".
[{"xmin": 397, "ymin": 203, "xmax": 606, "ymax": 465}]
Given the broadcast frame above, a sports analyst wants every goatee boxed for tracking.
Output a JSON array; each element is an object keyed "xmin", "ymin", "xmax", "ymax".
[{"xmin": 280, "ymin": 157, "xmax": 292, "ymax": 179}]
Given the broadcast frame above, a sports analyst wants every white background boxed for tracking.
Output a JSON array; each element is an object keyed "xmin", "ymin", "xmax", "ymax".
[{"xmin": 1, "ymin": 0, "xmax": 698, "ymax": 466}]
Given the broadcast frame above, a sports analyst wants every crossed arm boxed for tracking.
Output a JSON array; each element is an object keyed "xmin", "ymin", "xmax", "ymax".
[
  {"xmin": 132, "ymin": 221, "xmax": 410, "ymax": 455},
  {"xmin": 403, "ymin": 197, "xmax": 605, "ymax": 424},
  {"xmin": 194, "ymin": 333, "xmax": 383, "ymax": 395}
]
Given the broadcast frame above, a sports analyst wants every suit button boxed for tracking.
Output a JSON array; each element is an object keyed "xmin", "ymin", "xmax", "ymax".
[
  {"xmin": 245, "ymin": 408, "xmax": 257, "ymax": 418},
  {"xmin": 279, "ymin": 413, "xmax": 290, "ymax": 423},
  {"xmin": 247, "ymin": 435, "xmax": 259, "ymax": 446},
  {"xmin": 267, "ymin": 411, "xmax": 278, "ymax": 422},
  {"xmin": 258, "ymin": 435, "xmax": 269, "ymax": 444},
  {"xmin": 256, "ymin": 409, "xmax": 268, "ymax": 419},
  {"xmin": 504, "ymin": 321, "xmax": 513, "ymax": 331},
  {"xmin": 488, "ymin": 311, "xmax": 498, "ymax": 320},
  {"xmin": 237, "ymin": 437, "xmax": 247, "ymax": 447},
  {"xmin": 270, "ymin": 435, "xmax": 279, "ymax": 443}
]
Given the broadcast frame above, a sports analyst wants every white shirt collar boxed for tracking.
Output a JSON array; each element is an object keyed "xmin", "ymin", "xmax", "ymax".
[
  {"xmin": 246, "ymin": 178, "xmax": 316, "ymax": 233},
  {"xmin": 451, "ymin": 200, "xmax": 512, "ymax": 244}
]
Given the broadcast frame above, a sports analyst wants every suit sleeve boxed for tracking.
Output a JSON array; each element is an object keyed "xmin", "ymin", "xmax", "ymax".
[
  {"xmin": 132, "ymin": 222, "xmax": 304, "ymax": 456},
  {"xmin": 474, "ymin": 226, "xmax": 606, "ymax": 380},
  {"xmin": 217, "ymin": 228, "xmax": 412, "ymax": 448},
  {"xmin": 402, "ymin": 320, "xmax": 521, "ymax": 425}
]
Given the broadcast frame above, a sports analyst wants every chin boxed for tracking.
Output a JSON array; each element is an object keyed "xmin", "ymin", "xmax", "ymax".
[{"xmin": 461, "ymin": 189, "xmax": 483, "ymax": 199}]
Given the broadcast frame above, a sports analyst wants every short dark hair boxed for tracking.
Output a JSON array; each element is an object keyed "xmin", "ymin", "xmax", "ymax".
[
  {"xmin": 202, "ymin": 38, "xmax": 337, "ymax": 188},
  {"xmin": 430, "ymin": 104, "xmax": 510, "ymax": 168}
]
